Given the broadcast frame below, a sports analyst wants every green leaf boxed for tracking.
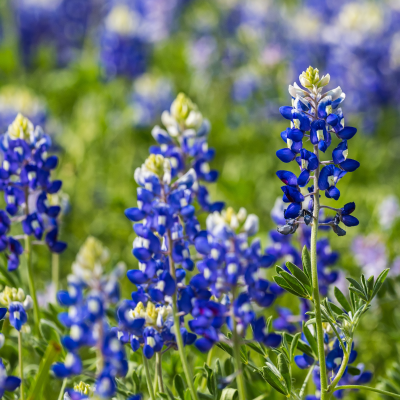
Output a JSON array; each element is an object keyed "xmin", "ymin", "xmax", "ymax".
[
  {"xmin": 174, "ymin": 375, "xmax": 186, "ymax": 400},
  {"xmin": 302, "ymin": 246, "xmax": 312, "ymax": 282},
  {"xmin": 329, "ymin": 301, "xmax": 346, "ymax": 316},
  {"xmin": 244, "ymin": 340, "xmax": 266, "ymax": 357},
  {"xmin": 277, "ymin": 353, "xmax": 291, "ymax": 393},
  {"xmin": 166, "ymin": 387, "xmax": 176, "ymax": 400},
  {"xmin": 262, "ymin": 365, "xmax": 288, "ymax": 396},
  {"xmin": 131, "ymin": 370, "xmax": 140, "ymax": 393},
  {"xmin": 285, "ymin": 333, "xmax": 315, "ymax": 359},
  {"xmin": 372, "ymin": 269, "xmax": 390, "ymax": 300},
  {"xmin": 278, "ymin": 271, "xmax": 310, "ymax": 296},
  {"xmin": 286, "ymin": 261, "xmax": 311, "ymax": 291},
  {"xmin": 290, "ymin": 333, "xmax": 301, "ymax": 362},
  {"xmin": 184, "ymin": 389, "xmax": 191, "ymax": 400},
  {"xmin": 304, "ymin": 318, "xmax": 316, "ymax": 327},
  {"xmin": 224, "ymin": 358, "xmax": 234, "ymax": 376},
  {"xmin": 220, "ymin": 389, "xmax": 238, "ymax": 400},
  {"xmin": 346, "ymin": 277, "xmax": 365, "ymax": 293},
  {"xmin": 157, "ymin": 393, "xmax": 169, "ymax": 400},
  {"xmin": 273, "ymin": 275, "xmax": 310, "ymax": 299},
  {"xmin": 302, "ymin": 324, "xmax": 318, "ymax": 357},
  {"xmin": 27, "ymin": 341, "xmax": 62, "ymax": 400},
  {"xmin": 334, "ymin": 287, "xmax": 352, "ymax": 313},
  {"xmin": 349, "ymin": 287, "xmax": 369, "ymax": 302},
  {"xmin": 216, "ymin": 342, "xmax": 233, "ymax": 358}
]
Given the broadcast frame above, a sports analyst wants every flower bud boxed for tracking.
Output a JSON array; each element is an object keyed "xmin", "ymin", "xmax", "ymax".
[
  {"xmin": 170, "ymin": 93, "xmax": 203, "ymax": 129},
  {"xmin": 7, "ymin": 113, "xmax": 34, "ymax": 141},
  {"xmin": 23, "ymin": 295, "xmax": 33, "ymax": 310}
]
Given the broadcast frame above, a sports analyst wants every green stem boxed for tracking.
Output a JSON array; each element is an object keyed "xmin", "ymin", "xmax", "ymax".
[
  {"xmin": 326, "ymin": 340, "xmax": 352, "ymax": 396},
  {"xmin": 201, "ymin": 346, "xmax": 215, "ymax": 391},
  {"xmin": 57, "ymin": 379, "xmax": 68, "ymax": 400},
  {"xmin": 143, "ymin": 352, "xmax": 156, "ymax": 400},
  {"xmin": 167, "ymin": 231, "xmax": 199, "ymax": 400},
  {"xmin": 231, "ymin": 287, "xmax": 246, "ymax": 400},
  {"xmin": 18, "ymin": 331, "xmax": 25, "ymax": 400},
  {"xmin": 24, "ymin": 236, "xmax": 40, "ymax": 334},
  {"xmin": 299, "ymin": 364, "xmax": 315, "ymax": 399},
  {"xmin": 156, "ymin": 352, "xmax": 164, "ymax": 393},
  {"xmin": 52, "ymin": 253, "xmax": 60, "ymax": 298},
  {"xmin": 333, "ymin": 385, "xmax": 400, "ymax": 398},
  {"xmin": 311, "ymin": 144, "xmax": 328, "ymax": 400}
]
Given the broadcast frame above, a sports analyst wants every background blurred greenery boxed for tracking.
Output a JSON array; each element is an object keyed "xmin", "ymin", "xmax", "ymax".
[{"xmin": 1, "ymin": 0, "xmax": 400, "ymax": 398}]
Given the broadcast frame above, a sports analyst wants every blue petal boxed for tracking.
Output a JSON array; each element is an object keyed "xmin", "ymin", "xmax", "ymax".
[
  {"xmin": 337, "ymin": 127, "xmax": 357, "ymax": 140},
  {"xmin": 276, "ymin": 149, "xmax": 296, "ymax": 163},
  {"xmin": 340, "ymin": 159, "xmax": 360, "ymax": 172}
]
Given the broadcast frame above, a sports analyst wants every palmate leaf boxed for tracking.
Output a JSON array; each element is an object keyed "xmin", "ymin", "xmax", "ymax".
[{"xmin": 273, "ymin": 275, "xmax": 310, "ymax": 299}]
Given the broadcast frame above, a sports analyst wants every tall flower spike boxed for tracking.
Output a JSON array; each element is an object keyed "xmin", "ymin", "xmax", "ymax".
[
  {"xmin": 53, "ymin": 237, "xmax": 127, "ymax": 399},
  {"xmin": 276, "ymin": 66, "xmax": 360, "ymax": 237}
]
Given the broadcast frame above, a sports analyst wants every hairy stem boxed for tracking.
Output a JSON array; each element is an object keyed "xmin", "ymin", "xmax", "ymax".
[
  {"xmin": 143, "ymin": 352, "xmax": 156, "ymax": 400},
  {"xmin": 24, "ymin": 235, "xmax": 40, "ymax": 335},
  {"xmin": 52, "ymin": 253, "xmax": 60, "ymax": 299},
  {"xmin": 231, "ymin": 287, "xmax": 247, "ymax": 400},
  {"xmin": 167, "ymin": 231, "xmax": 199, "ymax": 400},
  {"xmin": 156, "ymin": 352, "xmax": 164, "ymax": 393},
  {"xmin": 18, "ymin": 331, "xmax": 25, "ymax": 400},
  {"xmin": 333, "ymin": 385, "xmax": 400, "ymax": 398},
  {"xmin": 311, "ymin": 144, "xmax": 329, "ymax": 399}
]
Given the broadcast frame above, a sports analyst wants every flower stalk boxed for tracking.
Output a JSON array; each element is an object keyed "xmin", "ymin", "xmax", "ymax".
[
  {"xmin": 143, "ymin": 351, "xmax": 156, "ymax": 400},
  {"xmin": 18, "ymin": 330, "xmax": 25, "ymax": 400},
  {"xmin": 167, "ymin": 230, "xmax": 199, "ymax": 400}
]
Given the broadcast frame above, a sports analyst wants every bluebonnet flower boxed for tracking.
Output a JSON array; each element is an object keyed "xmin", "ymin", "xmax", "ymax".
[
  {"xmin": 0, "ymin": 114, "xmax": 66, "ymax": 270},
  {"xmin": 188, "ymin": 206, "xmax": 280, "ymax": 350},
  {"xmin": 53, "ymin": 237, "xmax": 127, "ymax": 398},
  {"xmin": 0, "ymin": 286, "xmax": 32, "ymax": 331},
  {"xmin": 13, "ymin": 0, "xmax": 90, "ymax": 67},
  {"xmin": 275, "ymin": 67, "xmax": 359, "ymax": 237},
  {"xmin": 0, "ymin": 359, "xmax": 21, "ymax": 398}
]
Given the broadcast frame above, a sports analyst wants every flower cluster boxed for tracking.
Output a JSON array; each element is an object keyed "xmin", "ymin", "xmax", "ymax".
[
  {"xmin": 276, "ymin": 67, "xmax": 360, "ymax": 236},
  {"xmin": 0, "ymin": 114, "xmax": 66, "ymax": 271},
  {"xmin": 13, "ymin": 0, "xmax": 90, "ymax": 67},
  {"xmin": 187, "ymin": 206, "xmax": 281, "ymax": 352},
  {"xmin": 100, "ymin": 0, "xmax": 188, "ymax": 79},
  {"xmin": 118, "ymin": 93, "xmax": 222, "ymax": 359},
  {"xmin": 53, "ymin": 237, "xmax": 127, "ymax": 398}
]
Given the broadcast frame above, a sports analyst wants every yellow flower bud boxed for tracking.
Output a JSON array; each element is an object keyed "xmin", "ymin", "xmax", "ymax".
[
  {"xmin": 72, "ymin": 237, "xmax": 110, "ymax": 280},
  {"xmin": 7, "ymin": 113, "xmax": 34, "ymax": 141},
  {"xmin": 0, "ymin": 286, "xmax": 26, "ymax": 306},
  {"xmin": 170, "ymin": 93, "xmax": 203, "ymax": 129}
]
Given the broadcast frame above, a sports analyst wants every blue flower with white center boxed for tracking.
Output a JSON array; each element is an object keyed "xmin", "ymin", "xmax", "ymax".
[
  {"xmin": 332, "ymin": 141, "xmax": 360, "ymax": 172},
  {"xmin": 296, "ymin": 149, "xmax": 319, "ymax": 187},
  {"xmin": 318, "ymin": 165, "xmax": 346, "ymax": 200},
  {"xmin": 8, "ymin": 302, "xmax": 27, "ymax": 331},
  {"xmin": 276, "ymin": 128, "xmax": 303, "ymax": 163},
  {"xmin": 310, "ymin": 119, "xmax": 331, "ymax": 152}
]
